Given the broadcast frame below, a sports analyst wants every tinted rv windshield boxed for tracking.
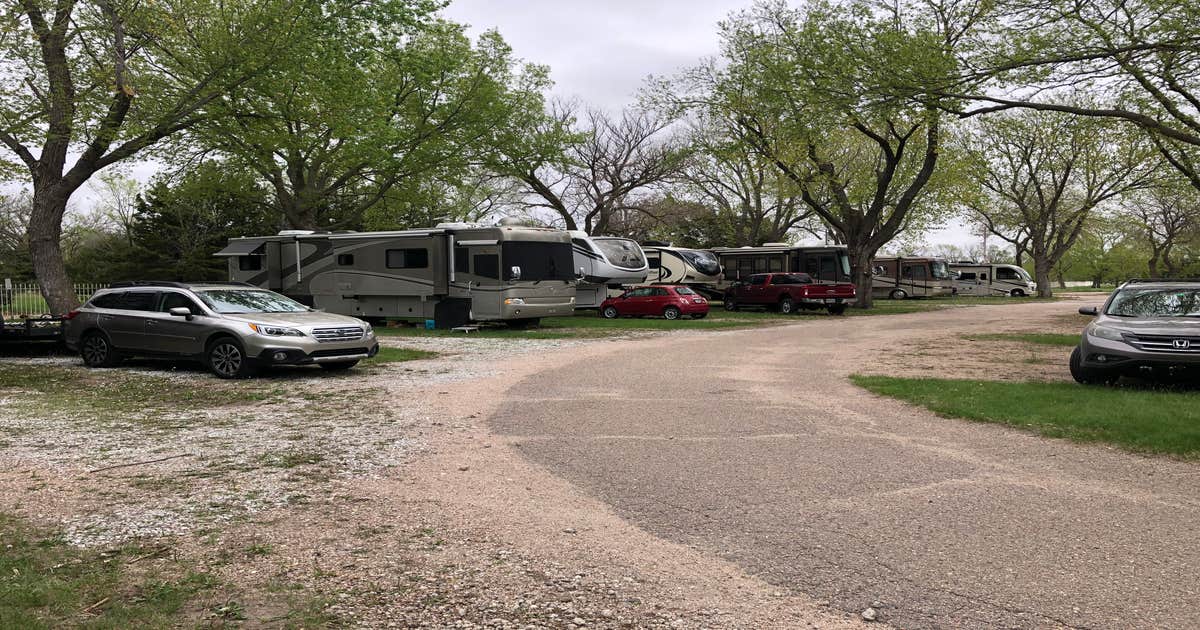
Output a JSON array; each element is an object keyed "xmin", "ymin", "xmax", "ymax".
[
  {"xmin": 594, "ymin": 238, "xmax": 646, "ymax": 270},
  {"xmin": 502, "ymin": 241, "xmax": 574, "ymax": 282},
  {"xmin": 679, "ymin": 250, "xmax": 721, "ymax": 276},
  {"xmin": 930, "ymin": 260, "xmax": 952, "ymax": 280}
]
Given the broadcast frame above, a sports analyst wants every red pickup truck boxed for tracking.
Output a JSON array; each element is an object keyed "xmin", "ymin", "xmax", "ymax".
[{"xmin": 724, "ymin": 272, "xmax": 856, "ymax": 315}]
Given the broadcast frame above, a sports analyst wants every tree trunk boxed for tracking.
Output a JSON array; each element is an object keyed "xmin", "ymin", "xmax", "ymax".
[
  {"xmin": 1148, "ymin": 252, "xmax": 1161, "ymax": 278},
  {"xmin": 1033, "ymin": 257, "xmax": 1053, "ymax": 298},
  {"xmin": 27, "ymin": 187, "xmax": 78, "ymax": 315},
  {"xmin": 1056, "ymin": 271, "xmax": 1066, "ymax": 289},
  {"xmin": 849, "ymin": 245, "xmax": 874, "ymax": 309}
]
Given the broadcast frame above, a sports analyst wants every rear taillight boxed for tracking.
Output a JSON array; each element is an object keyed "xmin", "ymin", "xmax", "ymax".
[{"xmin": 64, "ymin": 309, "xmax": 80, "ymax": 320}]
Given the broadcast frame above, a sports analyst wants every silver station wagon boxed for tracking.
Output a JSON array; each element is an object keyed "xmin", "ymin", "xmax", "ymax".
[{"xmin": 65, "ymin": 281, "xmax": 379, "ymax": 378}]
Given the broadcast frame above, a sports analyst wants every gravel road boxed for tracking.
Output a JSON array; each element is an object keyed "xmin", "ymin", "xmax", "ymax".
[{"xmin": 490, "ymin": 298, "xmax": 1200, "ymax": 629}]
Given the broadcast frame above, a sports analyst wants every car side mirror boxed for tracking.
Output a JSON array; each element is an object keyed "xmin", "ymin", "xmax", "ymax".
[
  {"xmin": 510, "ymin": 266, "xmax": 521, "ymax": 280},
  {"xmin": 168, "ymin": 306, "xmax": 193, "ymax": 321},
  {"xmin": 1078, "ymin": 306, "xmax": 1099, "ymax": 316}
]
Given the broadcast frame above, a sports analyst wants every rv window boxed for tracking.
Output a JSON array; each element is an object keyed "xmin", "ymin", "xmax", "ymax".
[
  {"xmin": 239, "ymin": 256, "xmax": 262, "ymax": 271},
  {"xmin": 904, "ymin": 265, "xmax": 928, "ymax": 280},
  {"xmin": 336, "ymin": 254, "xmax": 354, "ymax": 266},
  {"xmin": 473, "ymin": 254, "xmax": 500, "ymax": 279},
  {"xmin": 997, "ymin": 267, "xmax": 1020, "ymax": 280},
  {"xmin": 454, "ymin": 247, "xmax": 470, "ymax": 273},
  {"xmin": 648, "ymin": 257, "xmax": 661, "ymax": 269},
  {"xmin": 386, "ymin": 248, "xmax": 429, "ymax": 269},
  {"xmin": 769, "ymin": 257, "xmax": 784, "ymax": 272},
  {"xmin": 501, "ymin": 241, "xmax": 574, "ymax": 282},
  {"xmin": 980, "ymin": 273, "xmax": 988, "ymax": 280},
  {"xmin": 958, "ymin": 272, "xmax": 977, "ymax": 281},
  {"xmin": 818, "ymin": 255, "xmax": 837, "ymax": 280},
  {"xmin": 803, "ymin": 255, "xmax": 819, "ymax": 276}
]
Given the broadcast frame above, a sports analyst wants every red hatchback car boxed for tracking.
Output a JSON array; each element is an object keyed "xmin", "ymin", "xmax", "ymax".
[{"xmin": 600, "ymin": 285, "xmax": 709, "ymax": 320}]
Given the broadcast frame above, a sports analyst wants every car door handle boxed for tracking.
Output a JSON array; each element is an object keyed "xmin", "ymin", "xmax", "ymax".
[{"xmin": 146, "ymin": 320, "xmax": 158, "ymax": 327}]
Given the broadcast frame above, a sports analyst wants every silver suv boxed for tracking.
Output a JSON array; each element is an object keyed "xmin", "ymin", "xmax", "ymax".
[
  {"xmin": 1073, "ymin": 279, "xmax": 1200, "ymax": 384},
  {"xmin": 65, "ymin": 282, "xmax": 379, "ymax": 378}
]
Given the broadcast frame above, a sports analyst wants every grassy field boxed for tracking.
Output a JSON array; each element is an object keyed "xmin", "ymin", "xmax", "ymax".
[
  {"xmin": 962, "ymin": 332, "xmax": 1079, "ymax": 347},
  {"xmin": 852, "ymin": 375, "xmax": 1200, "ymax": 458},
  {"xmin": 373, "ymin": 296, "xmax": 1056, "ymax": 340}
]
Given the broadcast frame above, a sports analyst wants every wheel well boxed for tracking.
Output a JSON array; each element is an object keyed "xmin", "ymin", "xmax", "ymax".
[{"xmin": 204, "ymin": 332, "xmax": 241, "ymax": 351}]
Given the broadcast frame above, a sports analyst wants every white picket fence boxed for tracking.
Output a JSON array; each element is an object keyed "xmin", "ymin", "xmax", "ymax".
[{"xmin": 1, "ymin": 282, "xmax": 105, "ymax": 319}]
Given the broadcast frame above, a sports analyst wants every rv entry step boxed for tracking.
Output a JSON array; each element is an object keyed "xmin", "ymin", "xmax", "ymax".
[{"xmin": 450, "ymin": 325, "xmax": 480, "ymax": 334}]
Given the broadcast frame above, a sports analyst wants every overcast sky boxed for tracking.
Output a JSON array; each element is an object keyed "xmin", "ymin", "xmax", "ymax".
[{"xmin": 441, "ymin": 0, "xmax": 975, "ymax": 248}]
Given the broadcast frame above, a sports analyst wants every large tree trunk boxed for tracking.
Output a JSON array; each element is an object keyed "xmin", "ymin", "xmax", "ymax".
[
  {"xmin": 1033, "ymin": 256, "xmax": 1054, "ymax": 298},
  {"xmin": 27, "ymin": 186, "xmax": 78, "ymax": 315},
  {"xmin": 849, "ymin": 244, "xmax": 875, "ymax": 309}
]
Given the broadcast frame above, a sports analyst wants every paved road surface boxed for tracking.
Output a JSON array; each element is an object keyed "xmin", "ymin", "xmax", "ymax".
[{"xmin": 492, "ymin": 300, "xmax": 1200, "ymax": 629}]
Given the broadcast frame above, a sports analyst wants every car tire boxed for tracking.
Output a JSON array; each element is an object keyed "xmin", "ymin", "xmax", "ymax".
[
  {"xmin": 827, "ymin": 304, "xmax": 847, "ymax": 316},
  {"xmin": 663, "ymin": 306, "xmax": 681, "ymax": 320},
  {"xmin": 601, "ymin": 306, "xmax": 619, "ymax": 319},
  {"xmin": 1069, "ymin": 346, "xmax": 1117, "ymax": 385},
  {"xmin": 206, "ymin": 337, "xmax": 257, "ymax": 379},
  {"xmin": 889, "ymin": 289, "xmax": 908, "ymax": 300},
  {"xmin": 80, "ymin": 331, "xmax": 122, "ymax": 368},
  {"xmin": 319, "ymin": 360, "xmax": 359, "ymax": 371},
  {"xmin": 724, "ymin": 299, "xmax": 737, "ymax": 312},
  {"xmin": 778, "ymin": 296, "xmax": 795, "ymax": 314}
]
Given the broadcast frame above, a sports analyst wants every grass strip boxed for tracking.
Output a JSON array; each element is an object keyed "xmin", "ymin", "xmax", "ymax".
[
  {"xmin": 851, "ymin": 375, "xmax": 1200, "ymax": 458},
  {"xmin": 962, "ymin": 333, "xmax": 1079, "ymax": 347}
]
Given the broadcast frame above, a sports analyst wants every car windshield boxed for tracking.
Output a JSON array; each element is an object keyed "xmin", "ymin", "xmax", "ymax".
[
  {"xmin": 594, "ymin": 238, "xmax": 646, "ymax": 270},
  {"xmin": 679, "ymin": 249, "xmax": 721, "ymax": 276},
  {"xmin": 1106, "ymin": 288, "xmax": 1200, "ymax": 317},
  {"xmin": 502, "ymin": 241, "xmax": 574, "ymax": 282},
  {"xmin": 930, "ymin": 260, "xmax": 952, "ymax": 280},
  {"xmin": 197, "ymin": 289, "xmax": 309, "ymax": 314}
]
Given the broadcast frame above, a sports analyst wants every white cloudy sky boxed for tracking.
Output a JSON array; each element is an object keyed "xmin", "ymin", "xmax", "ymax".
[{"xmin": 442, "ymin": 0, "xmax": 975, "ymax": 248}]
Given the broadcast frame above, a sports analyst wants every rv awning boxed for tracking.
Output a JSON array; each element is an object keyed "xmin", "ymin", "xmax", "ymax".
[{"xmin": 214, "ymin": 239, "xmax": 266, "ymax": 257}]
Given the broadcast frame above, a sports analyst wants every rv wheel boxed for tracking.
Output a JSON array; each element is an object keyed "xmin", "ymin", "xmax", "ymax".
[
  {"xmin": 662, "ymin": 306, "xmax": 681, "ymax": 320},
  {"xmin": 601, "ymin": 306, "xmax": 619, "ymax": 319},
  {"xmin": 1011, "ymin": 289, "xmax": 1026, "ymax": 297},
  {"xmin": 889, "ymin": 289, "xmax": 908, "ymax": 300}
]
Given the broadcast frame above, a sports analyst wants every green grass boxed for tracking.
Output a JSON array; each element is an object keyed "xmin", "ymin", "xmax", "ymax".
[
  {"xmin": 851, "ymin": 375, "xmax": 1200, "ymax": 458},
  {"xmin": 363, "ymin": 347, "xmax": 438, "ymax": 363},
  {"xmin": 962, "ymin": 332, "xmax": 1079, "ymax": 347},
  {"xmin": 0, "ymin": 513, "xmax": 219, "ymax": 629}
]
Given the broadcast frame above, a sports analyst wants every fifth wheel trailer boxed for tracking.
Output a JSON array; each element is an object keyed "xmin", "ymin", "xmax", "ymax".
[
  {"xmin": 217, "ymin": 224, "xmax": 576, "ymax": 328},
  {"xmin": 569, "ymin": 231, "xmax": 648, "ymax": 308},
  {"xmin": 710, "ymin": 244, "xmax": 853, "ymax": 291}
]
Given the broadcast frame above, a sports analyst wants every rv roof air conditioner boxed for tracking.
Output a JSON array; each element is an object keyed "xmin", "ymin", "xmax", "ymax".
[
  {"xmin": 496, "ymin": 217, "xmax": 524, "ymax": 226},
  {"xmin": 761, "ymin": 242, "xmax": 790, "ymax": 246},
  {"xmin": 278, "ymin": 230, "xmax": 315, "ymax": 236},
  {"xmin": 435, "ymin": 222, "xmax": 486, "ymax": 229}
]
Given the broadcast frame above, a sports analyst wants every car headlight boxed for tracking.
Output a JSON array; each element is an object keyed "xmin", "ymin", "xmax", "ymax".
[
  {"xmin": 504, "ymin": 298, "xmax": 526, "ymax": 306},
  {"xmin": 362, "ymin": 322, "xmax": 374, "ymax": 336},
  {"xmin": 1088, "ymin": 324, "xmax": 1126, "ymax": 343},
  {"xmin": 248, "ymin": 323, "xmax": 305, "ymax": 337}
]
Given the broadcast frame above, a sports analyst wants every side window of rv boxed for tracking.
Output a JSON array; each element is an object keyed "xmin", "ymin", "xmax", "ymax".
[
  {"xmin": 997, "ymin": 268, "xmax": 1019, "ymax": 280},
  {"xmin": 239, "ymin": 255, "xmax": 262, "ymax": 271},
  {"xmin": 647, "ymin": 257, "xmax": 661, "ymax": 269},
  {"xmin": 769, "ymin": 257, "xmax": 783, "ymax": 272},
  {"xmin": 386, "ymin": 248, "xmax": 429, "ymax": 269},
  {"xmin": 980, "ymin": 273, "xmax": 988, "ymax": 280},
  {"xmin": 959, "ymin": 272, "xmax": 977, "ymax": 281},
  {"xmin": 336, "ymin": 254, "xmax": 354, "ymax": 266},
  {"xmin": 473, "ymin": 254, "xmax": 499, "ymax": 279},
  {"xmin": 454, "ymin": 247, "xmax": 470, "ymax": 273}
]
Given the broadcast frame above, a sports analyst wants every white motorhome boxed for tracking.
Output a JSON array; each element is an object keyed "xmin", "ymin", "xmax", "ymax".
[
  {"xmin": 217, "ymin": 223, "xmax": 576, "ymax": 328},
  {"xmin": 569, "ymin": 231, "xmax": 648, "ymax": 308},
  {"xmin": 641, "ymin": 245, "xmax": 724, "ymax": 297},
  {"xmin": 950, "ymin": 262, "xmax": 1037, "ymax": 297}
]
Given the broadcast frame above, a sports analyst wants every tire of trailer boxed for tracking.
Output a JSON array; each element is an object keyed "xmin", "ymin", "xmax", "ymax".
[
  {"xmin": 889, "ymin": 289, "xmax": 908, "ymax": 300},
  {"xmin": 80, "ymin": 331, "xmax": 122, "ymax": 368},
  {"xmin": 663, "ymin": 306, "xmax": 681, "ymax": 320}
]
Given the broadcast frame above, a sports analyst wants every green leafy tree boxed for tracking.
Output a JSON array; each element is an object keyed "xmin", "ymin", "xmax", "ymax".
[
  {"xmin": 193, "ymin": 10, "xmax": 551, "ymax": 230},
  {"xmin": 0, "ymin": 0, "xmax": 324, "ymax": 313}
]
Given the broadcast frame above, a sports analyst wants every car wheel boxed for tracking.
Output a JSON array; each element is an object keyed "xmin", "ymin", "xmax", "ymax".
[
  {"xmin": 601, "ymin": 305, "xmax": 620, "ymax": 319},
  {"xmin": 778, "ymin": 296, "xmax": 795, "ymax": 314},
  {"xmin": 663, "ymin": 306, "xmax": 681, "ymax": 320},
  {"xmin": 1011, "ymin": 289, "xmax": 1026, "ymax": 297},
  {"xmin": 889, "ymin": 289, "xmax": 908, "ymax": 300},
  {"xmin": 724, "ymin": 299, "xmax": 737, "ymax": 311},
  {"xmin": 1069, "ymin": 346, "xmax": 1117, "ymax": 385},
  {"xmin": 206, "ymin": 337, "xmax": 257, "ymax": 379},
  {"xmin": 827, "ymin": 304, "xmax": 847, "ymax": 316},
  {"xmin": 319, "ymin": 360, "xmax": 359, "ymax": 371},
  {"xmin": 80, "ymin": 331, "xmax": 122, "ymax": 367}
]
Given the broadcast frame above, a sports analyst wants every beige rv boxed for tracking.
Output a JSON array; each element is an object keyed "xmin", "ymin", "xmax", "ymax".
[{"xmin": 871, "ymin": 257, "xmax": 955, "ymax": 299}]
